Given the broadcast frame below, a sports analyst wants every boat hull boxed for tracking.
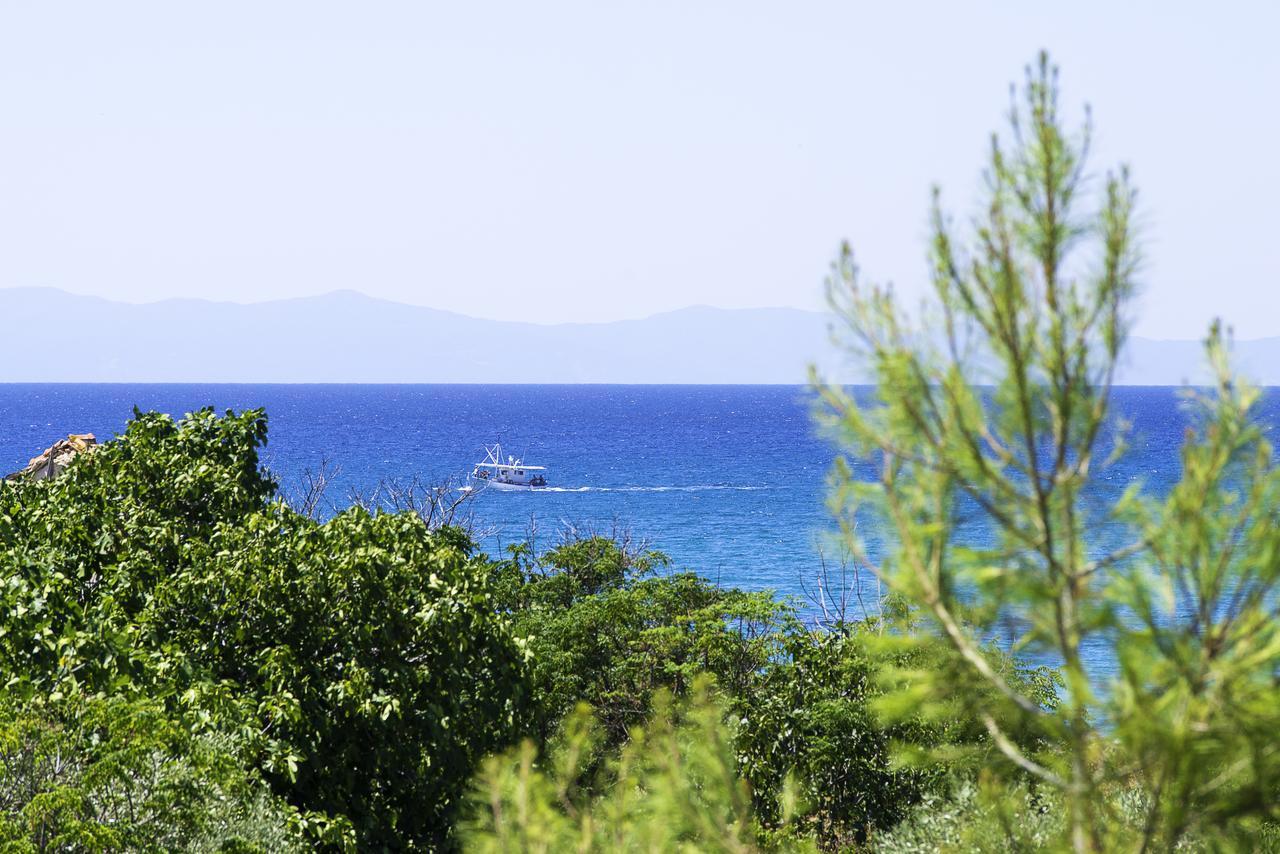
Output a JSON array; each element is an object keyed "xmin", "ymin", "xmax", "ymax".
[
  {"xmin": 480, "ymin": 478, "xmax": 546, "ymax": 491},
  {"xmin": 470, "ymin": 444, "xmax": 548, "ymax": 489}
]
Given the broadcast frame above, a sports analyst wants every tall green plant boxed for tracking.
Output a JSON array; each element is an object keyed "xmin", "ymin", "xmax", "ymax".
[
  {"xmin": 465, "ymin": 678, "xmax": 815, "ymax": 853},
  {"xmin": 818, "ymin": 53, "xmax": 1280, "ymax": 850},
  {"xmin": 494, "ymin": 535, "xmax": 791, "ymax": 746},
  {"xmin": 0, "ymin": 409, "xmax": 533, "ymax": 850},
  {"xmin": 0, "ymin": 696, "xmax": 312, "ymax": 853}
]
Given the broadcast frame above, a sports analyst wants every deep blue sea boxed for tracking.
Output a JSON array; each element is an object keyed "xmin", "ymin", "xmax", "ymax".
[{"xmin": 2, "ymin": 384, "xmax": 1276, "ymax": 676}]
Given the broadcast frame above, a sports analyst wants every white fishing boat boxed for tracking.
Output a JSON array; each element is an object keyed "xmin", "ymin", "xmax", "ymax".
[{"xmin": 470, "ymin": 443, "xmax": 547, "ymax": 490}]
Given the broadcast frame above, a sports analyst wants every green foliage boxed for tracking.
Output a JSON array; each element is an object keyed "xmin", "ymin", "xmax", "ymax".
[
  {"xmin": 465, "ymin": 678, "xmax": 817, "ymax": 853},
  {"xmin": 734, "ymin": 627, "xmax": 914, "ymax": 848},
  {"xmin": 495, "ymin": 536, "xmax": 791, "ymax": 745},
  {"xmin": 492, "ymin": 534, "xmax": 1063, "ymax": 847},
  {"xmin": 0, "ymin": 409, "xmax": 532, "ymax": 849},
  {"xmin": 0, "ymin": 409, "xmax": 274, "ymax": 699},
  {"xmin": 0, "ymin": 696, "xmax": 308, "ymax": 853},
  {"xmin": 870, "ymin": 778, "xmax": 1066, "ymax": 853},
  {"xmin": 156, "ymin": 506, "xmax": 531, "ymax": 849},
  {"xmin": 734, "ymin": 622, "xmax": 1060, "ymax": 849},
  {"xmin": 818, "ymin": 51, "xmax": 1280, "ymax": 849},
  {"xmin": 875, "ymin": 777, "xmax": 1280, "ymax": 853}
]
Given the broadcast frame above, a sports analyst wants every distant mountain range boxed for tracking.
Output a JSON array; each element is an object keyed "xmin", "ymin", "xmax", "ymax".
[{"xmin": 1, "ymin": 287, "xmax": 1276, "ymax": 385}]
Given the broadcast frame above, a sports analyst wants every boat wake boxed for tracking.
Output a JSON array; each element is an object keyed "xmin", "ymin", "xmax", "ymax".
[{"xmin": 538, "ymin": 484, "xmax": 774, "ymax": 494}]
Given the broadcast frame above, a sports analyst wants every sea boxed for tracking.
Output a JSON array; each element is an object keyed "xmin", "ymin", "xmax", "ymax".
[{"xmin": 2, "ymin": 384, "xmax": 1275, "ymax": 677}]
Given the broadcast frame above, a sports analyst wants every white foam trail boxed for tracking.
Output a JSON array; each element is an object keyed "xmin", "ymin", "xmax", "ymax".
[{"xmin": 539, "ymin": 484, "xmax": 773, "ymax": 494}]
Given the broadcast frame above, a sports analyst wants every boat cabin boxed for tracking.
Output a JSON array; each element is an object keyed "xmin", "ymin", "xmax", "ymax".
[{"xmin": 471, "ymin": 444, "xmax": 547, "ymax": 488}]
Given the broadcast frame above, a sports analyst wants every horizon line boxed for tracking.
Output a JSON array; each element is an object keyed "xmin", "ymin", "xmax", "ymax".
[
  {"xmin": 3, "ymin": 285, "xmax": 1268, "ymax": 343},
  {"xmin": 0, "ymin": 285, "xmax": 821, "ymax": 330}
]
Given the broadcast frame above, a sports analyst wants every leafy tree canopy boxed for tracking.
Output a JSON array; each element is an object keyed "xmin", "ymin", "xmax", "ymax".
[{"xmin": 0, "ymin": 409, "xmax": 532, "ymax": 850}]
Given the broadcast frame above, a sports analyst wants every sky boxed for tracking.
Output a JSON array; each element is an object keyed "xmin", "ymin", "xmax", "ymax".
[{"xmin": 0, "ymin": 2, "xmax": 1276, "ymax": 338}]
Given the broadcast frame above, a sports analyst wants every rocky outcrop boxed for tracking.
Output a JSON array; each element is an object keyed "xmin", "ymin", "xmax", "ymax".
[{"xmin": 4, "ymin": 434, "xmax": 97, "ymax": 482}]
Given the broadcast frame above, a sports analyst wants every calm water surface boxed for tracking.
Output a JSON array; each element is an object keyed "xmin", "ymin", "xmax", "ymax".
[{"xmin": 3, "ymin": 384, "xmax": 1275, "ymax": 676}]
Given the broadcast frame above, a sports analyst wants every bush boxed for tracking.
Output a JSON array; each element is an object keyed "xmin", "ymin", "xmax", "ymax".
[
  {"xmin": 465, "ymin": 678, "xmax": 816, "ymax": 853},
  {"xmin": 491, "ymin": 534, "xmax": 1063, "ymax": 848},
  {"xmin": 494, "ymin": 535, "xmax": 791, "ymax": 746},
  {"xmin": 0, "ymin": 409, "xmax": 532, "ymax": 849},
  {"xmin": 734, "ymin": 620, "xmax": 1061, "ymax": 849},
  {"xmin": 0, "ymin": 696, "xmax": 309, "ymax": 853},
  {"xmin": 0, "ymin": 409, "xmax": 274, "ymax": 699},
  {"xmin": 155, "ymin": 506, "xmax": 532, "ymax": 849},
  {"xmin": 871, "ymin": 776, "xmax": 1280, "ymax": 853},
  {"xmin": 869, "ymin": 778, "xmax": 1063, "ymax": 854},
  {"xmin": 735, "ymin": 628, "xmax": 922, "ymax": 847}
]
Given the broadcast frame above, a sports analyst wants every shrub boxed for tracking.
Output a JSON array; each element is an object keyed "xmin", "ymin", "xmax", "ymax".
[
  {"xmin": 494, "ymin": 535, "xmax": 790, "ymax": 746},
  {"xmin": 734, "ymin": 620, "xmax": 1061, "ymax": 849},
  {"xmin": 0, "ymin": 409, "xmax": 274, "ymax": 698},
  {"xmin": 0, "ymin": 409, "xmax": 532, "ymax": 849},
  {"xmin": 0, "ymin": 696, "xmax": 311, "ymax": 853},
  {"xmin": 154, "ymin": 506, "xmax": 532, "ymax": 849},
  {"xmin": 465, "ymin": 678, "xmax": 816, "ymax": 853}
]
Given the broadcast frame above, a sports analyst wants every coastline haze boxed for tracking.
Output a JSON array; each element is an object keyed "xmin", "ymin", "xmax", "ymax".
[
  {"xmin": 1, "ymin": 286, "xmax": 1274, "ymax": 385},
  {"xmin": 1, "ymin": 3, "xmax": 1277, "ymax": 339}
]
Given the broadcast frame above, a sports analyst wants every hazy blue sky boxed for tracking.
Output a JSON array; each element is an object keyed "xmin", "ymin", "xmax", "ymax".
[{"xmin": 1, "ymin": 2, "xmax": 1276, "ymax": 337}]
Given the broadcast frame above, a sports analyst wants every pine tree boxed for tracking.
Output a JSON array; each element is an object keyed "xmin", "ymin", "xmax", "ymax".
[{"xmin": 819, "ymin": 53, "xmax": 1280, "ymax": 851}]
